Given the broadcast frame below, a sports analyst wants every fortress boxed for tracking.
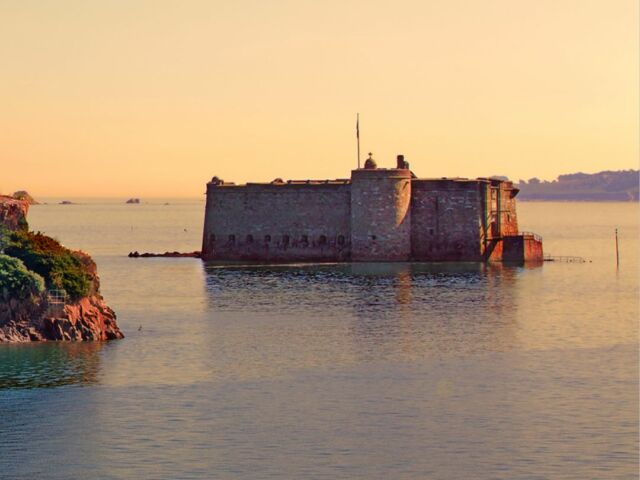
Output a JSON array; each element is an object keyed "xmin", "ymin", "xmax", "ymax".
[{"xmin": 202, "ymin": 154, "xmax": 543, "ymax": 263}]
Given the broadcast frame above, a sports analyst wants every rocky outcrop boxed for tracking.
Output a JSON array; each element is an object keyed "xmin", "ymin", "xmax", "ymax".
[
  {"xmin": 128, "ymin": 250, "xmax": 201, "ymax": 258},
  {"xmin": 43, "ymin": 295, "xmax": 123, "ymax": 341},
  {"xmin": 12, "ymin": 191, "xmax": 39, "ymax": 205},
  {"xmin": 0, "ymin": 200, "xmax": 124, "ymax": 342},
  {"xmin": 0, "ymin": 293, "xmax": 123, "ymax": 342},
  {"xmin": 0, "ymin": 195, "xmax": 29, "ymax": 231},
  {"xmin": 0, "ymin": 288, "xmax": 46, "ymax": 342}
]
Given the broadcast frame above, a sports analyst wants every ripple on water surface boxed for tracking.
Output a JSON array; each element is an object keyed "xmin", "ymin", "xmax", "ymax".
[{"xmin": 0, "ymin": 201, "xmax": 637, "ymax": 479}]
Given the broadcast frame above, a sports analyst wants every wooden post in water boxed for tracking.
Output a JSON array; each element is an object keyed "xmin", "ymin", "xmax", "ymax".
[{"xmin": 615, "ymin": 228, "xmax": 619, "ymax": 268}]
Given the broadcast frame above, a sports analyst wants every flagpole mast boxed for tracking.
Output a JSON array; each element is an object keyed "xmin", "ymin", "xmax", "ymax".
[{"xmin": 356, "ymin": 113, "xmax": 361, "ymax": 169}]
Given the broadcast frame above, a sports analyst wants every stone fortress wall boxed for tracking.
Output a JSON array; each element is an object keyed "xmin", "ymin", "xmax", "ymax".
[
  {"xmin": 411, "ymin": 179, "xmax": 483, "ymax": 261},
  {"xmin": 350, "ymin": 168, "xmax": 412, "ymax": 261},
  {"xmin": 202, "ymin": 180, "xmax": 352, "ymax": 262},
  {"xmin": 202, "ymin": 155, "xmax": 542, "ymax": 263}
]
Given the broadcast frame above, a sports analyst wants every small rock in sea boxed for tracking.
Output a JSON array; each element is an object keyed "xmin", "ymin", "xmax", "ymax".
[
  {"xmin": 126, "ymin": 198, "xmax": 141, "ymax": 204},
  {"xmin": 126, "ymin": 250, "xmax": 201, "ymax": 258},
  {"xmin": 59, "ymin": 200, "xmax": 74, "ymax": 205}
]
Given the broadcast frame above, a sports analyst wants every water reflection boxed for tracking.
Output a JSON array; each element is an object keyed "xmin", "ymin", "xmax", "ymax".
[
  {"xmin": 202, "ymin": 262, "xmax": 528, "ymax": 370},
  {"xmin": 202, "ymin": 261, "xmax": 523, "ymax": 314},
  {"xmin": 346, "ymin": 263, "xmax": 522, "ymax": 359},
  {"xmin": 0, "ymin": 342, "xmax": 103, "ymax": 389}
]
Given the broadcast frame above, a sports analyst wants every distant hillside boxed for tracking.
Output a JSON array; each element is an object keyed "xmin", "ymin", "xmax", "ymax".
[{"xmin": 514, "ymin": 170, "xmax": 639, "ymax": 201}]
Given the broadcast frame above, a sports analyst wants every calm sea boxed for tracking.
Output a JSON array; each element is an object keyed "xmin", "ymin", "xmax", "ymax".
[{"xmin": 0, "ymin": 200, "xmax": 638, "ymax": 479}]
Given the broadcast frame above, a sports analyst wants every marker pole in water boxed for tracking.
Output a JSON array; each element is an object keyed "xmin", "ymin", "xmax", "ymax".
[{"xmin": 615, "ymin": 228, "xmax": 619, "ymax": 268}]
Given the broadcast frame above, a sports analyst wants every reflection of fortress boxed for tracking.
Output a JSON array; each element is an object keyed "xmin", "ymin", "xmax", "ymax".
[{"xmin": 202, "ymin": 155, "xmax": 543, "ymax": 263}]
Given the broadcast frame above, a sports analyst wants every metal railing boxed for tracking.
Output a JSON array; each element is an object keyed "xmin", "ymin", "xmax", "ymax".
[
  {"xmin": 46, "ymin": 289, "xmax": 67, "ymax": 316},
  {"xmin": 518, "ymin": 231, "xmax": 543, "ymax": 242},
  {"xmin": 503, "ymin": 231, "xmax": 544, "ymax": 242}
]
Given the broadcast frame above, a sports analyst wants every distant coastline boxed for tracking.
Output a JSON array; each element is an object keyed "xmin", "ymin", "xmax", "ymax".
[{"xmin": 506, "ymin": 170, "xmax": 639, "ymax": 202}]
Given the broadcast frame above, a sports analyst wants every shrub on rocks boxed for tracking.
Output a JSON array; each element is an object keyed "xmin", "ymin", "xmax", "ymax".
[
  {"xmin": 4, "ymin": 231, "xmax": 91, "ymax": 301},
  {"xmin": 0, "ymin": 254, "xmax": 45, "ymax": 300}
]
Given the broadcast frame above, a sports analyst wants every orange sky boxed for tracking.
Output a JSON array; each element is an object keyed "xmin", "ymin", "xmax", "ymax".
[{"xmin": 1, "ymin": 0, "xmax": 638, "ymax": 197}]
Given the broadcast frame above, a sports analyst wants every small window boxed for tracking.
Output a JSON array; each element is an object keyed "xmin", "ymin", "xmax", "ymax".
[
  {"xmin": 429, "ymin": 229, "xmax": 434, "ymax": 235},
  {"xmin": 264, "ymin": 234, "xmax": 271, "ymax": 243},
  {"xmin": 301, "ymin": 235, "xmax": 308, "ymax": 245},
  {"xmin": 337, "ymin": 235, "xmax": 345, "ymax": 246},
  {"xmin": 318, "ymin": 235, "xmax": 327, "ymax": 245},
  {"xmin": 246, "ymin": 234, "xmax": 254, "ymax": 244},
  {"xmin": 371, "ymin": 235, "xmax": 377, "ymax": 241},
  {"xmin": 228, "ymin": 234, "xmax": 236, "ymax": 245},
  {"xmin": 282, "ymin": 235, "xmax": 290, "ymax": 246}
]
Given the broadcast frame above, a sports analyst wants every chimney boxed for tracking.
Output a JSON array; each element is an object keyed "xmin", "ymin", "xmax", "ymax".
[{"xmin": 396, "ymin": 154, "xmax": 406, "ymax": 169}]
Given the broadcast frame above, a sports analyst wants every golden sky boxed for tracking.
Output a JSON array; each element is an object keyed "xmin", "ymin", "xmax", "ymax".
[{"xmin": 1, "ymin": 0, "xmax": 638, "ymax": 197}]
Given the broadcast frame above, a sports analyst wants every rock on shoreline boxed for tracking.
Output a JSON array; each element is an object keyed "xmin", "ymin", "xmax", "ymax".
[
  {"xmin": 0, "ymin": 195, "xmax": 29, "ymax": 231},
  {"xmin": 12, "ymin": 191, "xmax": 39, "ymax": 205},
  {"xmin": 1, "ymin": 196, "xmax": 124, "ymax": 343},
  {"xmin": 0, "ymin": 294, "xmax": 123, "ymax": 342},
  {"xmin": 128, "ymin": 250, "xmax": 201, "ymax": 258}
]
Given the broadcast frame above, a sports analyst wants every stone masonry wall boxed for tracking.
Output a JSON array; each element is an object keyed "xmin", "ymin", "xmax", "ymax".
[
  {"xmin": 410, "ymin": 180, "xmax": 484, "ymax": 261},
  {"xmin": 494, "ymin": 180, "xmax": 519, "ymax": 237},
  {"xmin": 484, "ymin": 182, "xmax": 518, "ymax": 238},
  {"xmin": 201, "ymin": 173, "xmax": 533, "ymax": 264},
  {"xmin": 350, "ymin": 169, "xmax": 412, "ymax": 261},
  {"xmin": 502, "ymin": 235, "xmax": 544, "ymax": 263},
  {"xmin": 202, "ymin": 183, "xmax": 351, "ymax": 261},
  {"xmin": 485, "ymin": 181, "xmax": 520, "ymax": 261}
]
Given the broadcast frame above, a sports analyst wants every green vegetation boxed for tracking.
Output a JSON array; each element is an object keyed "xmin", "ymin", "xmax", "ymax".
[
  {"xmin": 4, "ymin": 231, "xmax": 92, "ymax": 301},
  {"xmin": 0, "ymin": 225, "xmax": 10, "ymax": 251},
  {"xmin": 0, "ymin": 254, "xmax": 45, "ymax": 300},
  {"xmin": 12, "ymin": 190, "xmax": 38, "ymax": 205},
  {"xmin": 17, "ymin": 215, "xmax": 29, "ymax": 231}
]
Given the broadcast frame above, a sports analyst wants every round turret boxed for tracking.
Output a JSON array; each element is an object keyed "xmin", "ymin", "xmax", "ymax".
[{"xmin": 350, "ymin": 166, "xmax": 412, "ymax": 261}]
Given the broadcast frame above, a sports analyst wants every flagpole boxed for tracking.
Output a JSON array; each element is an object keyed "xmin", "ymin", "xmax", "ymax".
[{"xmin": 356, "ymin": 113, "xmax": 361, "ymax": 169}]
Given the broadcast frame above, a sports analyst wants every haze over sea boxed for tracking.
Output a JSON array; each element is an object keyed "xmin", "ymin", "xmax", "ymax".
[{"xmin": 0, "ymin": 200, "xmax": 637, "ymax": 479}]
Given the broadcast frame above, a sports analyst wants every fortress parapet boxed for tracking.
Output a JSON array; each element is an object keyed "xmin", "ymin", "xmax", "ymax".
[{"xmin": 201, "ymin": 156, "xmax": 542, "ymax": 263}]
